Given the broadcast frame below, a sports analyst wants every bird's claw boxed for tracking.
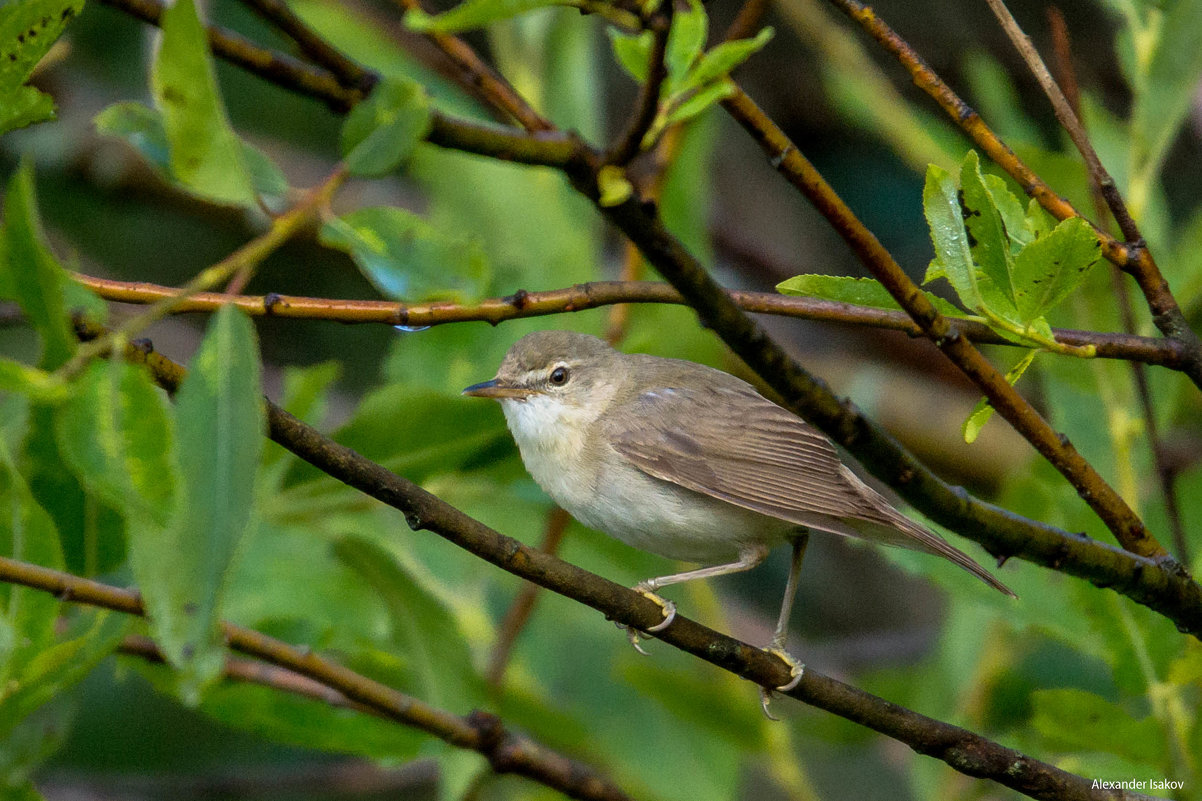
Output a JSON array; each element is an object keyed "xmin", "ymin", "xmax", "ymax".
[
  {"xmin": 616, "ymin": 587, "xmax": 676, "ymax": 654},
  {"xmin": 758, "ymin": 646, "xmax": 804, "ymax": 720}
]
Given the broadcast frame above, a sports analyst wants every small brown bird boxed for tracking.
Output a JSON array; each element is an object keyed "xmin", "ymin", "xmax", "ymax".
[{"xmin": 465, "ymin": 331, "xmax": 1013, "ymax": 712}]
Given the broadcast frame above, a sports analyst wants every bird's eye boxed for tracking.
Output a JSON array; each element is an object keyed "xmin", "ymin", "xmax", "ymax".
[{"xmin": 549, "ymin": 366, "xmax": 569, "ymax": 385}]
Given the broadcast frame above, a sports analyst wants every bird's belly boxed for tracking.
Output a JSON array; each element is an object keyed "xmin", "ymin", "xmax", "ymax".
[{"xmin": 535, "ymin": 456, "xmax": 789, "ymax": 564}]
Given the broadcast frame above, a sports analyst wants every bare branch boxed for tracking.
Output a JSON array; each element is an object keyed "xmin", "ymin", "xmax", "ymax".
[
  {"xmin": 74, "ymin": 276, "xmax": 1191, "ymax": 369},
  {"xmin": 390, "ymin": 0, "xmax": 554, "ymax": 132},
  {"xmin": 0, "ymin": 558, "xmax": 633, "ymax": 801},
  {"xmin": 235, "ymin": 0, "xmax": 376, "ymax": 93}
]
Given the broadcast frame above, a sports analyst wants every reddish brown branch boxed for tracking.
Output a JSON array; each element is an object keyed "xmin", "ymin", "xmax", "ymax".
[
  {"xmin": 390, "ymin": 0, "xmax": 554, "ymax": 132},
  {"xmin": 74, "ymin": 275, "xmax": 1189, "ymax": 369},
  {"xmin": 235, "ymin": 0, "xmax": 376, "ymax": 93}
]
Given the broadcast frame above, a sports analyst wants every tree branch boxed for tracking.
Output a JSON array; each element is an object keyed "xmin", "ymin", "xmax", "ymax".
[
  {"xmin": 605, "ymin": 9, "xmax": 671, "ymax": 165},
  {"xmin": 390, "ymin": 0, "xmax": 554, "ymax": 132},
  {"xmin": 717, "ymin": 86, "xmax": 1174, "ymax": 564},
  {"xmin": 73, "ymin": 275, "xmax": 1191, "ymax": 369},
  {"xmin": 96, "ymin": 0, "xmax": 578, "ymax": 167},
  {"xmin": 92, "ymin": 332, "xmax": 1143, "ymax": 801},
  {"xmin": 820, "ymin": 0, "xmax": 1202, "ymax": 390},
  {"xmin": 0, "ymin": 557, "xmax": 633, "ymax": 801},
  {"xmin": 235, "ymin": 0, "xmax": 376, "ymax": 93}
]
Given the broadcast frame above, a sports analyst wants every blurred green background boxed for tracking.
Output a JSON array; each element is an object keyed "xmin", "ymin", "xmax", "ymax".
[{"xmin": 3, "ymin": 0, "xmax": 1202, "ymax": 798}]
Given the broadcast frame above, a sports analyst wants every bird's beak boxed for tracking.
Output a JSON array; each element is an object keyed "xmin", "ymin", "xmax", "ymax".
[{"xmin": 461, "ymin": 379, "xmax": 537, "ymax": 400}]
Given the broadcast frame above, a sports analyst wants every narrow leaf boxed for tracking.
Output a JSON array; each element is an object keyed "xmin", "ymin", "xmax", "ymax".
[
  {"xmin": 962, "ymin": 349, "xmax": 1035, "ymax": 444},
  {"xmin": 152, "ymin": 0, "xmax": 256, "ymax": 206},
  {"xmin": 922, "ymin": 163, "xmax": 981, "ymax": 310},
  {"xmin": 664, "ymin": 79, "xmax": 735, "ymax": 127},
  {"xmin": 341, "ymin": 77, "xmax": 432, "ymax": 177},
  {"xmin": 665, "ymin": 0, "xmax": 708, "ymax": 91},
  {"xmin": 334, "ymin": 537, "xmax": 486, "ymax": 712},
  {"xmin": 318, "ymin": 207, "xmax": 490, "ymax": 303},
  {"xmin": 776, "ymin": 274, "xmax": 971, "ymax": 318},
  {"xmin": 404, "ymin": 0, "xmax": 574, "ymax": 34},
  {"xmin": 1, "ymin": 163, "xmax": 75, "ymax": 368},
  {"xmin": 130, "ymin": 305, "xmax": 263, "ymax": 702},
  {"xmin": 958, "ymin": 151, "xmax": 1017, "ymax": 317},
  {"xmin": 684, "ymin": 26, "xmax": 773, "ymax": 90}
]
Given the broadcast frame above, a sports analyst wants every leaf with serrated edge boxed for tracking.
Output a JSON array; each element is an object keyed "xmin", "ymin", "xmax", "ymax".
[
  {"xmin": 776, "ymin": 274, "xmax": 971, "ymax": 318},
  {"xmin": 922, "ymin": 164, "xmax": 981, "ymax": 310},
  {"xmin": 958, "ymin": 152, "xmax": 1017, "ymax": 317},
  {"xmin": 1011, "ymin": 217, "xmax": 1101, "ymax": 322}
]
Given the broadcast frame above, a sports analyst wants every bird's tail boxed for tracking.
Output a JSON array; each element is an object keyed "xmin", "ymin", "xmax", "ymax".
[{"xmin": 840, "ymin": 467, "xmax": 1016, "ymax": 597}]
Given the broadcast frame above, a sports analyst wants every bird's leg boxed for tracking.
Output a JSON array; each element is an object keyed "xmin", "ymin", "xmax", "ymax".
[
  {"xmin": 760, "ymin": 532, "xmax": 810, "ymax": 719},
  {"xmin": 621, "ymin": 544, "xmax": 771, "ymax": 653}
]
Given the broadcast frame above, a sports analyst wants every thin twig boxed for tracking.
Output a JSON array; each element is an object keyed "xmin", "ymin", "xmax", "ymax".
[
  {"xmin": 390, "ymin": 0, "xmax": 554, "ymax": 132},
  {"xmin": 90, "ymin": 332, "xmax": 1162, "ymax": 801},
  {"xmin": 1046, "ymin": 8, "xmax": 1189, "ymax": 563},
  {"xmin": 718, "ymin": 87, "xmax": 1172, "ymax": 563},
  {"xmin": 58, "ymin": 168, "xmax": 345, "ymax": 380},
  {"xmin": 724, "ymin": 0, "xmax": 772, "ymax": 42},
  {"xmin": 74, "ymin": 276, "xmax": 1190, "ymax": 368},
  {"xmin": 606, "ymin": 9, "xmax": 672, "ymax": 164},
  {"xmin": 984, "ymin": 0, "xmax": 1141, "ymax": 242},
  {"xmin": 821, "ymin": 0, "xmax": 1202, "ymax": 390},
  {"xmin": 0, "ymin": 559, "xmax": 633, "ymax": 801},
  {"xmin": 235, "ymin": 0, "xmax": 376, "ymax": 92}
]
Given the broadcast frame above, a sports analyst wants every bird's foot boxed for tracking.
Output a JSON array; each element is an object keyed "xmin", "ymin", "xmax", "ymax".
[
  {"xmin": 616, "ymin": 586, "xmax": 677, "ymax": 655},
  {"xmin": 758, "ymin": 646, "xmax": 804, "ymax": 720}
]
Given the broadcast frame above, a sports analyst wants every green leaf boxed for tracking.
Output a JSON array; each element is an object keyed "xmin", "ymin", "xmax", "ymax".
[
  {"xmin": 184, "ymin": 674, "xmax": 426, "ymax": 760},
  {"xmin": 95, "ymin": 102, "xmax": 289, "ymax": 204},
  {"xmin": 404, "ymin": 0, "xmax": 574, "ymax": 34},
  {"xmin": 1011, "ymin": 217, "xmax": 1102, "ymax": 322},
  {"xmin": 152, "ymin": 0, "xmax": 256, "ymax": 206},
  {"xmin": 608, "ymin": 28, "xmax": 653, "ymax": 83},
  {"xmin": 663, "ymin": 79, "xmax": 734, "ymax": 127},
  {"xmin": 0, "ymin": 0, "xmax": 84, "ymax": 134},
  {"xmin": 0, "ymin": 445, "xmax": 65, "ymax": 691},
  {"xmin": 130, "ymin": 305, "xmax": 263, "ymax": 702},
  {"xmin": 981, "ymin": 172, "xmax": 1028, "ymax": 251},
  {"xmin": 923, "ymin": 163, "xmax": 982, "ymax": 311},
  {"xmin": 962, "ymin": 349, "xmax": 1036, "ymax": 444},
  {"xmin": 683, "ymin": 26, "xmax": 773, "ymax": 90},
  {"xmin": 776, "ymin": 274, "xmax": 971, "ymax": 318},
  {"xmin": 958, "ymin": 151, "xmax": 1019, "ymax": 321},
  {"xmin": 0, "ymin": 360, "xmax": 67, "ymax": 401},
  {"xmin": 665, "ymin": 0, "xmax": 708, "ymax": 92},
  {"xmin": 333, "ymin": 537, "xmax": 486, "ymax": 712},
  {"xmin": 0, "ymin": 611, "xmax": 127, "ymax": 734},
  {"xmin": 1, "ymin": 163, "xmax": 75, "ymax": 369},
  {"xmin": 597, "ymin": 165, "xmax": 633, "ymax": 207},
  {"xmin": 1029, "ymin": 688, "xmax": 1166, "ymax": 766},
  {"xmin": 1129, "ymin": 0, "xmax": 1202, "ymax": 186},
  {"xmin": 341, "ymin": 77, "xmax": 432, "ymax": 177},
  {"xmin": 319, "ymin": 207, "xmax": 490, "ymax": 302},
  {"xmin": 56, "ymin": 360, "xmax": 177, "ymax": 527}
]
